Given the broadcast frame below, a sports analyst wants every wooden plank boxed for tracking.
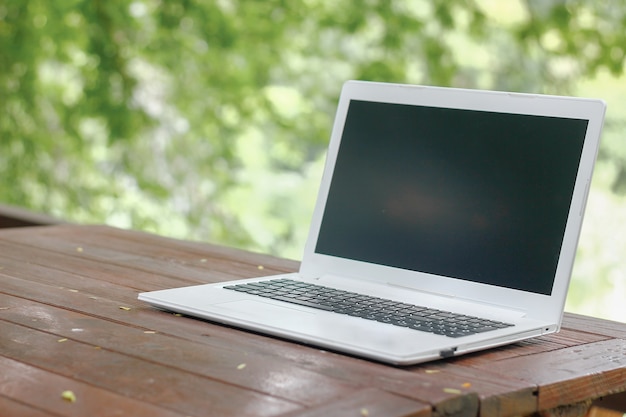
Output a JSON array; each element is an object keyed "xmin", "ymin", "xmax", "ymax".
[
  {"xmin": 0, "ymin": 320, "xmax": 300, "ymax": 417},
  {"xmin": 408, "ymin": 362, "xmax": 536, "ymax": 417},
  {"xmin": 0, "ymin": 240, "xmax": 209, "ymax": 294},
  {"xmin": 0, "ymin": 224, "xmax": 299, "ymax": 278},
  {"xmin": 0, "ymin": 204, "xmax": 63, "ymax": 228},
  {"xmin": 276, "ymin": 388, "xmax": 431, "ymax": 417},
  {"xmin": 0, "ymin": 356, "xmax": 187, "ymax": 417},
  {"xmin": 0, "ymin": 229, "xmax": 294, "ymax": 290},
  {"xmin": 0, "ymin": 236, "xmax": 269, "ymax": 290},
  {"xmin": 0, "ymin": 396, "xmax": 53, "ymax": 417},
  {"xmin": 474, "ymin": 339, "xmax": 626, "ymax": 411},
  {"xmin": 563, "ymin": 313, "xmax": 626, "ymax": 339},
  {"xmin": 95, "ymin": 224, "xmax": 300, "ymax": 271},
  {"xmin": 447, "ymin": 327, "xmax": 609, "ymax": 369}
]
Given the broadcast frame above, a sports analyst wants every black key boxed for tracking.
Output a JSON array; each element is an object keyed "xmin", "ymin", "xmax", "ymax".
[
  {"xmin": 407, "ymin": 322, "xmax": 435, "ymax": 332},
  {"xmin": 345, "ymin": 309, "xmax": 368, "ymax": 317},
  {"xmin": 406, "ymin": 317, "xmax": 435, "ymax": 326},
  {"xmin": 271, "ymin": 296, "xmax": 335, "ymax": 311},
  {"xmin": 390, "ymin": 319, "xmax": 411, "ymax": 327},
  {"xmin": 472, "ymin": 326, "xmax": 499, "ymax": 333}
]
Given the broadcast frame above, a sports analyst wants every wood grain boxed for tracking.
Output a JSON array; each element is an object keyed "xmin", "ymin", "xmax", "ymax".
[
  {"xmin": 0, "ymin": 356, "xmax": 188, "ymax": 417},
  {"xmin": 275, "ymin": 388, "xmax": 432, "ymax": 417}
]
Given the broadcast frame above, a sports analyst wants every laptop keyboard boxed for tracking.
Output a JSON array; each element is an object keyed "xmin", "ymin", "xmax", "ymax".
[{"xmin": 223, "ymin": 279, "xmax": 513, "ymax": 338}]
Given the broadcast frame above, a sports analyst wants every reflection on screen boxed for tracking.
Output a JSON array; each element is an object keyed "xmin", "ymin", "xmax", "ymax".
[{"xmin": 315, "ymin": 100, "xmax": 588, "ymax": 295}]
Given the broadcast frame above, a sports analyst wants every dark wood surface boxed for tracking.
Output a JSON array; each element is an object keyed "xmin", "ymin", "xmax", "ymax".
[
  {"xmin": 1, "ymin": 224, "xmax": 624, "ymax": 417},
  {"xmin": 0, "ymin": 204, "xmax": 64, "ymax": 229}
]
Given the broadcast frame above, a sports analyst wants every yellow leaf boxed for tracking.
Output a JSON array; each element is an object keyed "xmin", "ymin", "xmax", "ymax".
[
  {"xmin": 119, "ymin": 306, "xmax": 131, "ymax": 311},
  {"xmin": 425, "ymin": 369, "xmax": 440, "ymax": 374},
  {"xmin": 61, "ymin": 390, "xmax": 76, "ymax": 403},
  {"xmin": 237, "ymin": 363, "xmax": 247, "ymax": 370},
  {"xmin": 58, "ymin": 338, "xmax": 68, "ymax": 343},
  {"xmin": 443, "ymin": 388, "xmax": 462, "ymax": 395}
]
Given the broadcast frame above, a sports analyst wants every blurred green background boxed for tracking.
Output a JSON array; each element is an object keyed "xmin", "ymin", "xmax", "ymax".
[{"xmin": 1, "ymin": 1, "xmax": 624, "ymax": 321}]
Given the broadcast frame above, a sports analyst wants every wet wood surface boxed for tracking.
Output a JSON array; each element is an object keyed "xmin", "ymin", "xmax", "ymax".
[{"xmin": 1, "ymin": 225, "xmax": 624, "ymax": 417}]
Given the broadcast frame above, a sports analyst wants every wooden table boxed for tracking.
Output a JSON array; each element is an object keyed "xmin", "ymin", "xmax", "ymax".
[{"xmin": 1, "ymin": 225, "xmax": 625, "ymax": 417}]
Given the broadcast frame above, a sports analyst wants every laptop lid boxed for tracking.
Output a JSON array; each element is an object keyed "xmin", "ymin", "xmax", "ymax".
[{"xmin": 299, "ymin": 81, "xmax": 606, "ymax": 324}]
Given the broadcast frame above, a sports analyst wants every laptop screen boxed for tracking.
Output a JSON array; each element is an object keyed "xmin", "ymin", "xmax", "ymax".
[{"xmin": 315, "ymin": 99, "xmax": 589, "ymax": 295}]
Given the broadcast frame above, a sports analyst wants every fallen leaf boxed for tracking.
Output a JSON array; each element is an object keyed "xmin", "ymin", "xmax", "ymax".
[
  {"xmin": 68, "ymin": 289, "xmax": 79, "ymax": 293},
  {"xmin": 462, "ymin": 382, "xmax": 472, "ymax": 388},
  {"xmin": 425, "ymin": 369, "xmax": 440, "ymax": 374},
  {"xmin": 58, "ymin": 338, "xmax": 68, "ymax": 343},
  {"xmin": 76, "ymin": 247, "xmax": 83, "ymax": 253},
  {"xmin": 174, "ymin": 313, "xmax": 182, "ymax": 317},
  {"xmin": 119, "ymin": 306, "xmax": 131, "ymax": 311},
  {"xmin": 61, "ymin": 390, "xmax": 76, "ymax": 403},
  {"xmin": 257, "ymin": 265, "xmax": 264, "ymax": 270},
  {"xmin": 443, "ymin": 388, "xmax": 462, "ymax": 395},
  {"xmin": 143, "ymin": 330, "xmax": 156, "ymax": 334},
  {"xmin": 237, "ymin": 363, "xmax": 247, "ymax": 370}
]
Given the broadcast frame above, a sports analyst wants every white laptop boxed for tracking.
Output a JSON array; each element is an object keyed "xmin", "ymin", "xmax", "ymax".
[{"xmin": 139, "ymin": 81, "xmax": 606, "ymax": 365}]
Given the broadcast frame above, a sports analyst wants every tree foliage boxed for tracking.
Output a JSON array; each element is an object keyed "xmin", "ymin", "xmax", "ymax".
[{"xmin": 1, "ymin": 0, "xmax": 625, "ymax": 256}]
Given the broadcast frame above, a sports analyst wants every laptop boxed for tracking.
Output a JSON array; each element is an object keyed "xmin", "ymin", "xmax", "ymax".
[{"xmin": 139, "ymin": 81, "xmax": 606, "ymax": 365}]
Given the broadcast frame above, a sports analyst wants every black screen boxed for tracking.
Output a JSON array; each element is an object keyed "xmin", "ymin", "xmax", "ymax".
[{"xmin": 315, "ymin": 100, "xmax": 588, "ymax": 295}]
